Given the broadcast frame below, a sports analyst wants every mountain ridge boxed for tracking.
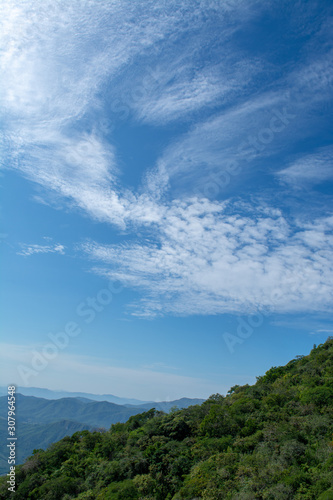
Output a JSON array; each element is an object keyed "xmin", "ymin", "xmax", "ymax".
[{"xmin": 0, "ymin": 386, "xmax": 151, "ymax": 406}]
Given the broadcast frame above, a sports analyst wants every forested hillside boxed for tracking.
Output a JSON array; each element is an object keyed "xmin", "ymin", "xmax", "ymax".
[
  {"xmin": 0, "ymin": 418, "xmax": 97, "ymax": 476},
  {"xmin": 0, "ymin": 393, "xmax": 204, "ymax": 474},
  {"xmin": 1, "ymin": 339, "xmax": 332, "ymax": 499}
]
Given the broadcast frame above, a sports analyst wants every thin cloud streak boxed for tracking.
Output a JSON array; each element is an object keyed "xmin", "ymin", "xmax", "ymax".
[
  {"xmin": 277, "ymin": 146, "xmax": 333, "ymax": 186},
  {"xmin": 18, "ymin": 243, "xmax": 65, "ymax": 257}
]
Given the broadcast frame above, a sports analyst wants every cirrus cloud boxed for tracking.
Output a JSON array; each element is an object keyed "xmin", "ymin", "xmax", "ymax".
[{"xmin": 82, "ymin": 200, "xmax": 333, "ymax": 317}]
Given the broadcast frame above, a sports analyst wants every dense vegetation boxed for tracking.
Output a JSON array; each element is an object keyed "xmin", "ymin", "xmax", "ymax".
[
  {"xmin": 0, "ymin": 418, "xmax": 97, "ymax": 476},
  {"xmin": 0, "ymin": 395, "xmax": 203, "ymax": 474},
  {"xmin": 1, "ymin": 339, "xmax": 332, "ymax": 499}
]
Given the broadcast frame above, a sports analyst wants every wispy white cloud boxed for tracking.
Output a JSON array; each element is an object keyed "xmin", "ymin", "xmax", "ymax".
[
  {"xmin": 82, "ymin": 200, "xmax": 333, "ymax": 317},
  {"xmin": 143, "ymin": 90, "xmax": 294, "ymax": 198},
  {"xmin": 142, "ymin": 47, "xmax": 333, "ymax": 199},
  {"xmin": 1, "ymin": 1, "xmax": 202, "ymax": 126},
  {"xmin": 290, "ymin": 51, "xmax": 333, "ymax": 102},
  {"xmin": 18, "ymin": 242, "xmax": 65, "ymax": 257},
  {"xmin": 123, "ymin": 46, "xmax": 261, "ymax": 126},
  {"xmin": 3, "ymin": 1, "xmax": 234, "ymax": 225},
  {"xmin": 2, "ymin": 0, "xmax": 331, "ymax": 221},
  {"xmin": 0, "ymin": 0, "xmax": 272, "ymax": 226},
  {"xmin": 108, "ymin": 0, "xmax": 266, "ymax": 122},
  {"xmin": 310, "ymin": 329, "xmax": 333, "ymax": 335},
  {"xmin": 277, "ymin": 146, "xmax": 333, "ymax": 187},
  {"xmin": 2, "ymin": 0, "xmax": 333, "ymax": 322}
]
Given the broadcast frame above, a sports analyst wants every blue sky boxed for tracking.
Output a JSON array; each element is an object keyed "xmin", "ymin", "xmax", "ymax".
[{"xmin": 1, "ymin": 0, "xmax": 333, "ymax": 400}]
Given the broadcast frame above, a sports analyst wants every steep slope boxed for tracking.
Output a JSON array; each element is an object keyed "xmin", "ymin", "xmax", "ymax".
[{"xmin": 0, "ymin": 339, "xmax": 332, "ymax": 499}]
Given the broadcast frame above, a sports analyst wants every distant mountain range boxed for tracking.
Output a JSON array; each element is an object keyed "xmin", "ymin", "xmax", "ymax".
[
  {"xmin": 0, "ymin": 391, "xmax": 205, "ymax": 474},
  {"xmin": 0, "ymin": 386, "xmax": 151, "ymax": 406}
]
